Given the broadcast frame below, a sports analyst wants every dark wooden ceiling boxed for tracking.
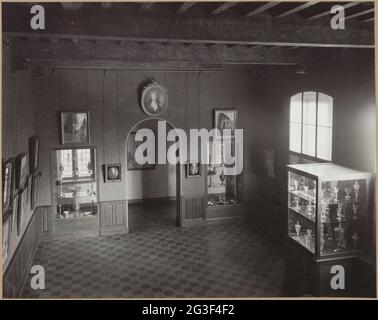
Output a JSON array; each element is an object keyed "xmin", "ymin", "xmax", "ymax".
[
  {"xmin": 2, "ymin": 2, "xmax": 374, "ymax": 69},
  {"xmin": 3, "ymin": 1, "xmax": 374, "ymax": 23}
]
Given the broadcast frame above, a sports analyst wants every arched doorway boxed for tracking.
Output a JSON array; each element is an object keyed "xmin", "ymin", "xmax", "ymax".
[{"xmin": 125, "ymin": 118, "xmax": 180, "ymax": 231}]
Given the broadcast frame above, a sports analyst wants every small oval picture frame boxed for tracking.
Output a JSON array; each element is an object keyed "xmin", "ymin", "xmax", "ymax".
[{"xmin": 140, "ymin": 81, "xmax": 168, "ymax": 116}]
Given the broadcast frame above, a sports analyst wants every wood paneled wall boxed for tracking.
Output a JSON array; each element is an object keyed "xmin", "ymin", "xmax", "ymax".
[
  {"xmin": 2, "ymin": 43, "xmax": 37, "ymax": 272},
  {"xmin": 32, "ymin": 68, "xmax": 254, "ymax": 207},
  {"xmin": 3, "ymin": 206, "xmax": 46, "ymax": 298},
  {"xmin": 2, "ymin": 44, "xmax": 35, "ymax": 161}
]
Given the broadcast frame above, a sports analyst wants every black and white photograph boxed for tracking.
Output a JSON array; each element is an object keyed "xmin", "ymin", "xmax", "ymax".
[
  {"xmin": 104, "ymin": 164, "xmax": 122, "ymax": 182},
  {"xmin": 1, "ymin": 0, "xmax": 377, "ymax": 304},
  {"xmin": 214, "ymin": 109, "xmax": 237, "ymax": 135},
  {"xmin": 186, "ymin": 161, "xmax": 201, "ymax": 178},
  {"xmin": 140, "ymin": 80, "xmax": 168, "ymax": 116},
  {"xmin": 60, "ymin": 111, "xmax": 90, "ymax": 145}
]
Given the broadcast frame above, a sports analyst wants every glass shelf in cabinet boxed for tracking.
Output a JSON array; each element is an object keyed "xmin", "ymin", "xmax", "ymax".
[{"xmin": 289, "ymin": 189, "xmax": 316, "ymax": 203}]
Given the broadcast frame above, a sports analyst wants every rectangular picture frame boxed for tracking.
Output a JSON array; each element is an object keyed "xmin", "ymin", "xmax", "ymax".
[
  {"xmin": 15, "ymin": 153, "xmax": 28, "ymax": 191},
  {"xmin": 127, "ymin": 131, "xmax": 156, "ymax": 170},
  {"xmin": 186, "ymin": 161, "xmax": 202, "ymax": 178},
  {"xmin": 103, "ymin": 164, "xmax": 122, "ymax": 183},
  {"xmin": 2, "ymin": 214, "xmax": 11, "ymax": 267},
  {"xmin": 29, "ymin": 135, "xmax": 39, "ymax": 174},
  {"xmin": 214, "ymin": 109, "xmax": 237, "ymax": 137},
  {"xmin": 60, "ymin": 111, "xmax": 90, "ymax": 145},
  {"xmin": 31, "ymin": 174, "xmax": 39, "ymax": 211},
  {"xmin": 2, "ymin": 158, "xmax": 15, "ymax": 219}
]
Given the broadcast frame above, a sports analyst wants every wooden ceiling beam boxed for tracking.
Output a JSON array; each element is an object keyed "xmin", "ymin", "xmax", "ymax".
[
  {"xmin": 176, "ymin": 2, "xmax": 195, "ymax": 14},
  {"xmin": 344, "ymin": 8, "xmax": 374, "ymax": 20},
  {"xmin": 2, "ymin": 9, "xmax": 373, "ymax": 48},
  {"xmin": 211, "ymin": 3, "xmax": 237, "ymax": 15},
  {"xmin": 9, "ymin": 39, "xmax": 304, "ymax": 66},
  {"xmin": 246, "ymin": 3, "xmax": 279, "ymax": 17},
  {"xmin": 5, "ymin": 32, "xmax": 373, "ymax": 49},
  {"xmin": 362, "ymin": 17, "xmax": 374, "ymax": 23},
  {"xmin": 277, "ymin": 2, "xmax": 319, "ymax": 18},
  {"xmin": 307, "ymin": 2, "xmax": 359, "ymax": 20}
]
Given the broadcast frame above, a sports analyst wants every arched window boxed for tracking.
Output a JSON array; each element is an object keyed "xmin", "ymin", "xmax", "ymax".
[{"xmin": 290, "ymin": 91, "xmax": 333, "ymax": 161}]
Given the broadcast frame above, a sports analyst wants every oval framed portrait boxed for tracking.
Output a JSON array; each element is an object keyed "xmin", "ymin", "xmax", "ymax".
[{"xmin": 140, "ymin": 81, "xmax": 168, "ymax": 116}]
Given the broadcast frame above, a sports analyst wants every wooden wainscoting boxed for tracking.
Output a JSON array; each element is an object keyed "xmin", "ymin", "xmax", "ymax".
[
  {"xmin": 179, "ymin": 195, "xmax": 207, "ymax": 227},
  {"xmin": 2, "ymin": 206, "xmax": 48, "ymax": 298},
  {"xmin": 99, "ymin": 200, "xmax": 128, "ymax": 235}
]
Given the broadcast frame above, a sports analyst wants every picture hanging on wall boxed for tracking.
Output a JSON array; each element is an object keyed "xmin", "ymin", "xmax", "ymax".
[
  {"xmin": 60, "ymin": 111, "xmax": 90, "ymax": 145},
  {"xmin": 214, "ymin": 109, "xmax": 237, "ymax": 136},
  {"xmin": 17, "ymin": 186, "xmax": 28, "ymax": 235},
  {"xmin": 127, "ymin": 131, "xmax": 156, "ymax": 170},
  {"xmin": 2, "ymin": 214, "xmax": 11, "ymax": 267},
  {"xmin": 15, "ymin": 153, "xmax": 28, "ymax": 191},
  {"xmin": 26, "ymin": 174, "xmax": 32, "ymax": 208},
  {"xmin": 186, "ymin": 161, "xmax": 202, "ymax": 178},
  {"xmin": 140, "ymin": 80, "xmax": 168, "ymax": 116},
  {"xmin": 29, "ymin": 135, "xmax": 39, "ymax": 174},
  {"xmin": 104, "ymin": 164, "xmax": 122, "ymax": 182},
  {"xmin": 31, "ymin": 174, "xmax": 39, "ymax": 211},
  {"xmin": 2, "ymin": 158, "xmax": 15, "ymax": 219}
]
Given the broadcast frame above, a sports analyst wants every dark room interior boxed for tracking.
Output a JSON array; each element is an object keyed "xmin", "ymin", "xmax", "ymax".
[{"xmin": 1, "ymin": 1, "xmax": 376, "ymax": 299}]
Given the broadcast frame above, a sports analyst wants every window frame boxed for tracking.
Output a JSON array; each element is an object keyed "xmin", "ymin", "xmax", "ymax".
[
  {"xmin": 289, "ymin": 91, "xmax": 334, "ymax": 162},
  {"xmin": 54, "ymin": 146, "xmax": 96, "ymax": 182}
]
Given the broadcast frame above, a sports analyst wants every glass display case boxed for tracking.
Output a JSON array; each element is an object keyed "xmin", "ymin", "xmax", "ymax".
[
  {"xmin": 53, "ymin": 147, "xmax": 98, "ymax": 219},
  {"xmin": 206, "ymin": 138, "xmax": 238, "ymax": 207},
  {"xmin": 287, "ymin": 163, "xmax": 371, "ymax": 261}
]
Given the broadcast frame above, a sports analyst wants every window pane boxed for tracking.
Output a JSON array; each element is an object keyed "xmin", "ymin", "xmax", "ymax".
[
  {"xmin": 303, "ymin": 91, "xmax": 317, "ymax": 125},
  {"xmin": 61, "ymin": 150, "xmax": 73, "ymax": 178},
  {"xmin": 290, "ymin": 122, "xmax": 301, "ymax": 153},
  {"xmin": 76, "ymin": 149, "xmax": 91, "ymax": 177},
  {"xmin": 318, "ymin": 93, "xmax": 333, "ymax": 127},
  {"xmin": 290, "ymin": 93, "xmax": 302, "ymax": 123},
  {"xmin": 302, "ymin": 124, "xmax": 316, "ymax": 157},
  {"xmin": 317, "ymin": 126, "xmax": 332, "ymax": 161}
]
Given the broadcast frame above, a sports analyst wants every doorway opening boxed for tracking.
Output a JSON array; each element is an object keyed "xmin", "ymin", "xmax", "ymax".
[{"xmin": 126, "ymin": 118, "xmax": 179, "ymax": 232}]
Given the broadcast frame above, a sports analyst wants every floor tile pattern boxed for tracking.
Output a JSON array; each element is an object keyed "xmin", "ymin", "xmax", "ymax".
[{"xmin": 21, "ymin": 203, "xmax": 286, "ymax": 298}]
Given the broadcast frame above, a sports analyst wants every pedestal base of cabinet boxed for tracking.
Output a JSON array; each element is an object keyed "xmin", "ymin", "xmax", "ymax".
[
  {"xmin": 205, "ymin": 204, "xmax": 244, "ymax": 220},
  {"xmin": 51, "ymin": 215, "xmax": 100, "ymax": 236},
  {"xmin": 283, "ymin": 242, "xmax": 375, "ymax": 297}
]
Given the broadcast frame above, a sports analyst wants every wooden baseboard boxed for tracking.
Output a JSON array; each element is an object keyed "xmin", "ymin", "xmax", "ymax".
[{"xmin": 128, "ymin": 196, "xmax": 176, "ymax": 205}]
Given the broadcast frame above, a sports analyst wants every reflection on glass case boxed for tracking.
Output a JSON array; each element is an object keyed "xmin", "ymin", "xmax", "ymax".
[
  {"xmin": 287, "ymin": 163, "xmax": 371, "ymax": 261},
  {"xmin": 207, "ymin": 139, "xmax": 237, "ymax": 207},
  {"xmin": 54, "ymin": 148, "xmax": 98, "ymax": 219}
]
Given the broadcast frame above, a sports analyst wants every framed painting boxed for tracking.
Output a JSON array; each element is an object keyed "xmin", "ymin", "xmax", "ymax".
[
  {"xmin": 15, "ymin": 153, "xmax": 28, "ymax": 191},
  {"xmin": 17, "ymin": 186, "xmax": 28, "ymax": 235},
  {"xmin": 214, "ymin": 109, "xmax": 237, "ymax": 136},
  {"xmin": 186, "ymin": 161, "xmax": 202, "ymax": 178},
  {"xmin": 104, "ymin": 164, "xmax": 122, "ymax": 182},
  {"xmin": 127, "ymin": 131, "xmax": 156, "ymax": 170},
  {"xmin": 2, "ymin": 158, "xmax": 15, "ymax": 219},
  {"xmin": 140, "ymin": 80, "xmax": 168, "ymax": 116},
  {"xmin": 29, "ymin": 135, "xmax": 39, "ymax": 174},
  {"xmin": 2, "ymin": 214, "xmax": 11, "ymax": 267},
  {"xmin": 31, "ymin": 174, "xmax": 39, "ymax": 211},
  {"xmin": 60, "ymin": 111, "xmax": 90, "ymax": 145}
]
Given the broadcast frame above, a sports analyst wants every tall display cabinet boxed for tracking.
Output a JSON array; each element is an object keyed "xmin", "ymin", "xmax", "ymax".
[
  {"xmin": 286, "ymin": 163, "xmax": 372, "ymax": 296},
  {"xmin": 287, "ymin": 163, "xmax": 371, "ymax": 261}
]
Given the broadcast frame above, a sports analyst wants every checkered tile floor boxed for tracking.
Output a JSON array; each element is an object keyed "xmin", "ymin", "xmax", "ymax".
[{"xmin": 21, "ymin": 203, "xmax": 286, "ymax": 298}]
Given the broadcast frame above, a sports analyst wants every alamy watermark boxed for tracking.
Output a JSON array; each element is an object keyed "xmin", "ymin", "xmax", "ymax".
[{"xmin": 132, "ymin": 121, "xmax": 243, "ymax": 175}]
